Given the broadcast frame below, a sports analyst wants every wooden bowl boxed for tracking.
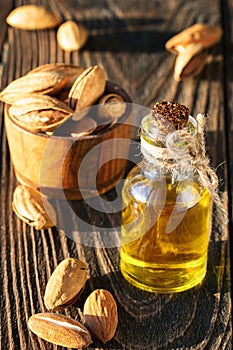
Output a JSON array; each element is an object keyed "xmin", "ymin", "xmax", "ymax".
[{"xmin": 4, "ymin": 82, "xmax": 132, "ymax": 200}]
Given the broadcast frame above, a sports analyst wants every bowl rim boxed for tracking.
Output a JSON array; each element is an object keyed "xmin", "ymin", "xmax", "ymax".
[{"xmin": 4, "ymin": 80, "xmax": 132, "ymax": 141}]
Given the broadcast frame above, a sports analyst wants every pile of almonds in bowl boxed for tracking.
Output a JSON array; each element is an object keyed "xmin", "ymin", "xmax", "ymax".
[
  {"xmin": 1, "ymin": 62, "xmax": 132, "ymax": 220},
  {"xmin": 27, "ymin": 257, "xmax": 118, "ymax": 348},
  {"xmin": 0, "ymin": 63, "xmax": 128, "ymax": 138}
]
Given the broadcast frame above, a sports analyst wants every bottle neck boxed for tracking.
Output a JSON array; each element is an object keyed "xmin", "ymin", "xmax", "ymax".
[
  {"xmin": 141, "ymin": 157, "xmax": 195, "ymax": 183},
  {"xmin": 140, "ymin": 114, "xmax": 197, "ymax": 180}
]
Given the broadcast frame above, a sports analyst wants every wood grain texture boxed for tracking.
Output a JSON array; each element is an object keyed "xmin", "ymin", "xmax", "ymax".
[
  {"xmin": 221, "ymin": 0, "xmax": 233, "ymax": 254},
  {"xmin": 0, "ymin": 0, "xmax": 232, "ymax": 349}
]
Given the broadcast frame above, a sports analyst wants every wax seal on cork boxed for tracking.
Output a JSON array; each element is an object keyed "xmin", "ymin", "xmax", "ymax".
[{"xmin": 151, "ymin": 100, "xmax": 190, "ymax": 132}]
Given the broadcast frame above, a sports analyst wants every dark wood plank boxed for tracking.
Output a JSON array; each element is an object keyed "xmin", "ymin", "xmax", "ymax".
[
  {"xmin": 0, "ymin": 0, "xmax": 13, "ymax": 60},
  {"xmin": 222, "ymin": 0, "xmax": 233, "ymax": 238},
  {"xmin": 221, "ymin": 1, "xmax": 233, "ymax": 334},
  {"xmin": 0, "ymin": 0, "xmax": 14, "ymax": 148},
  {"xmin": 0, "ymin": 0, "xmax": 232, "ymax": 349}
]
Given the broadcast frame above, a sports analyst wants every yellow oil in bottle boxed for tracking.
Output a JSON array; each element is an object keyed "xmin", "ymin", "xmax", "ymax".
[{"xmin": 120, "ymin": 164, "xmax": 212, "ymax": 293}]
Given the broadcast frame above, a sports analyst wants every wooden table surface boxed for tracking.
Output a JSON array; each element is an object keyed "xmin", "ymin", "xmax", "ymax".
[{"xmin": 0, "ymin": 0, "xmax": 232, "ymax": 349}]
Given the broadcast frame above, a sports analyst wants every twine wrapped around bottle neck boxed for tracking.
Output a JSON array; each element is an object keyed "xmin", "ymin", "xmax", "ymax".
[{"xmin": 141, "ymin": 113, "xmax": 228, "ymax": 226}]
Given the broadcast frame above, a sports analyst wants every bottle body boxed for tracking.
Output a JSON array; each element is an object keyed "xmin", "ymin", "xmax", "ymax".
[{"xmin": 120, "ymin": 162, "xmax": 212, "ymax": 293}]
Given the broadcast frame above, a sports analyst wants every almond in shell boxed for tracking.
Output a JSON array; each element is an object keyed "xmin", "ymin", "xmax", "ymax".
[
  {"xmin": 27, "ymin": 63, "xmax": 85, "ymax": 89},
  {"xmin": 0, "ymin": 71, "xmax": 68, "ymax": 104},
  {"xmin": 174, "ymin": 43, "xmax": 208, "ymax": 81},
  {"xmin": 98, "ymin": 93, "xmax": 126, "ymax": 121},
  {"xmin": 68, "ymin": 65, "xmax": 107, "ymax": 113},
  {"xmin": 6, "ymin": 5, "xmax": 61, "ymax": 30},
  {"xmin": 12, "ymin": 185, "xmax": 56, "ymax": 229},
  {"xmin": 44, "ymin": 258, "xmax": 88, "ymax": 311},
  {"xmin": 83, "ymin": 289, "xmax": 118, "ymax": 344},
  {"xmin": 165, "ymin": 23, "xmax": 222, "ymax": 54},
  {"xmin": 8, "ymin": 94, "xmax": 73, "ymax": 133},
  {"xmin": 28, "ymin": 313, "xmax": 92, "ymax": 348},
  {"xmin": 57, "ymin": 20, "xmax": 89, "ymax": 52}
]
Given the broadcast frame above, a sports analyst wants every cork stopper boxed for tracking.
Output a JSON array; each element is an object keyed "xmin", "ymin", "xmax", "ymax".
[{"xmin": 151, "ymin": 101, "xmax": 190, "ymax": 132}]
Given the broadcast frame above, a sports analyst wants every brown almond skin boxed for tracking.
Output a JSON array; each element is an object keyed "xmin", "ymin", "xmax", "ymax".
[
  {"xmin": 173, "ymin": 43, "xmax": 208, "ymax": 81},
  {"xmin": 44, "ymin": 258, "xmax": 88, "ymax": 311},
  {"xmin": 83, "ymin": 289, "xmax": 118, "ymax": 344},
  {"xmin": 28, "ymin": 313, "xmax": 92, "ymax": 348}
]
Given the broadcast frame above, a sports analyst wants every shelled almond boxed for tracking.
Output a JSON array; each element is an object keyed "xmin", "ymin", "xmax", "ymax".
[
  {"xmin": 28, "ymin": 313, "xmax": 92, "ymax": 348},
  {"xmin": 44, "ymin": 258, "xmax": 88, "ymax": 311},
  {"xmin": 83, "ymin": 289, "xmax": 118, "ymax": 344},
  {"xmin": 27, "ymin": 256, "xmax": 118, "ymax": 348}
]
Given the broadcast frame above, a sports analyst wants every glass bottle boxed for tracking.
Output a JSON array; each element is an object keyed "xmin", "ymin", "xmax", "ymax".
[{"xmin": 120, "ymin": 101, "xmax": 212, "ymax": 293}]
